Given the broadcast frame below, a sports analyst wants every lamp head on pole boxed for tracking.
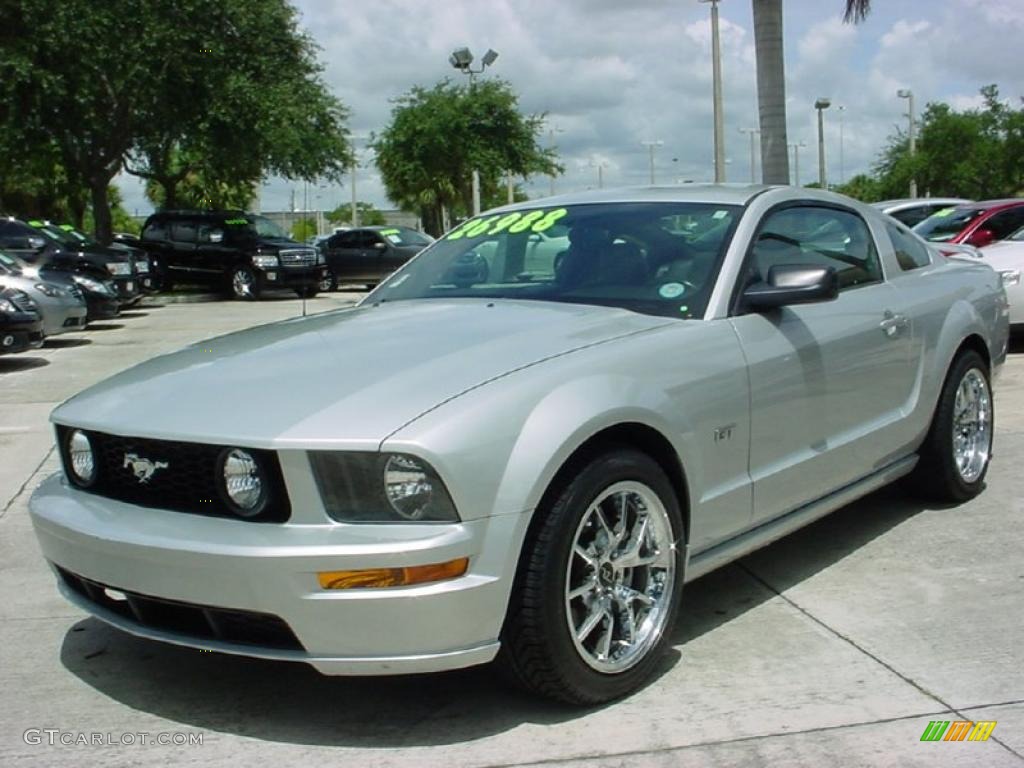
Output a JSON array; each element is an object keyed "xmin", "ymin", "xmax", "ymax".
[
  {"xmin": 896, "ymin": 88, "xmax": 912, "ymax": 99},
  {"xmin": 814, "ymin": 98, "xmax": 832, "ymax": 111}
]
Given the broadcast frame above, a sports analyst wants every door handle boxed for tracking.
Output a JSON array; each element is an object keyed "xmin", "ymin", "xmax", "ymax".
[{"xmin": 880, "ymin": 311, "xmax": 908, "ymax": 338}]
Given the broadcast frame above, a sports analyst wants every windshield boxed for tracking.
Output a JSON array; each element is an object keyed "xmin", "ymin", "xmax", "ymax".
[
  {"xmin": 378, "ymin": 227, "xmax": 433, "ymax": 247},
  {"xmin": 0, "ymin": 252, "xmax": 24, "ymax": 274},
  {"xmin": 28, "ymin": 222, "xmax": 78, "ymax": 246},
  {"xmin": 248, "ymin": 214, "xmax": 290, "ymax": 240},
  {"xmin": 58, "ymin": 224, "xmax": 95, "ymax": 245},
  {"xmin": 913, "ymin": 207, "xmax": 985, "ymax": 241},
  {"xmin": 367, "ymin": 202, "xmax": 741, "ymax": 319}
]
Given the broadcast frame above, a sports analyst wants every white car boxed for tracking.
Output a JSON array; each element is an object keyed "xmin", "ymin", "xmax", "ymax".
[{"xmin": 981, "ymin": 226, "xmax": 1024, "ymax": 331}]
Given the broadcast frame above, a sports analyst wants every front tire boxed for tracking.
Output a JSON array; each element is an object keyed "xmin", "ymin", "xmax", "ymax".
[
  {"xmin": 499, "ymin": 448, "xmax": 684, "ymax": 704},
  {"xmin": 230, "ymin": 266, "xmax": 260, "ymax": 300},
  {"xmin": 319, "ymin": 270, "xmax": 337, "ymax": 293},
  {"xmin": 911, "ymin": 349, "xmax": 993, "ymax": 502}
]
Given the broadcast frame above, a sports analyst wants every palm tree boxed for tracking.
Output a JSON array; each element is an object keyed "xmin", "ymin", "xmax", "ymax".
[{"xmin": 753, "ymin": 0, "xmax": 872, "ymax": 184}]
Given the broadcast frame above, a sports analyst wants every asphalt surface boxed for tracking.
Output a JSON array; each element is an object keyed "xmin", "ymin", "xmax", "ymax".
[{"xmin": 1, "ymin": 295, "xmax": 1022, "ymax": 768}]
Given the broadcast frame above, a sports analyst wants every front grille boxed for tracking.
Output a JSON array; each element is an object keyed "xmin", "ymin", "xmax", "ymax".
[
  {"xmin": 56, "ymin": 427, "xmax": 290, "ymax": 522},
  {"xmin": 278, "ymin": 248, "xmax": 316, "ymax": 266},
  {"xmin": 55, "ymin": 566, "xmax": 304, "ymax": 651},
  {"xmin": 9, "ymin": 292, "xmax": 35, "ymax": 313}
]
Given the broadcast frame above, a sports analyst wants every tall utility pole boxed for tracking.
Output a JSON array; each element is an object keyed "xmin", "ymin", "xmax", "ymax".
[
  {"xmin": 642, "ymin": 140, "xmax": 664, "ymax": 184},
  {"xmin": 789, "ymin": 141, "xmax": 806, "ymax": 186},
  {"xmin": 814, "ymin": 97, "xmax": 831, "ymax": 189},
  {"xmin": 837, "ymin": 105, "xmax": 846, "ymax": 186},
  {"xmin": 507, "ymin": 171, "xmax": 514, "ymax": 204},
  {"xmin": 548, "ymin": 126, "xmax": 564, "ymax": 196},
  {"xmin": 739, "ymin": 127, "xmax": 759, "ymax": 182},
  {"xmin": 701, "ymin": 0, "xmax": 726, "ymax": 182},
  {"xmin": 450, "ymin": 47, "xmax": 499, "ymax": 213},
  {"xmin": 898, "ymin": 89, "xmax": 916, "ymax": 197}
]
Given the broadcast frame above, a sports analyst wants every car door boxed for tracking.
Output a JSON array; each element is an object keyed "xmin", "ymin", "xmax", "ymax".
[
  {"xmin": 362, "ymin": 231, "xmax": 390, "ymax": 278},
  {"xmin": 325, "ymin": 230, "xmax": 362, "ymax": 280},
  {"xmin": 165, "ymin": 219, "xmax": 201, "ymax": 280},
  {"xmin": 729, "ymin": 204, "xmax": 915, "ymax": 524}
]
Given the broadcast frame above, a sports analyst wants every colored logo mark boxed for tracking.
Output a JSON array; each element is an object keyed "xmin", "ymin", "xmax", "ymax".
[{"xmin": 920, "ymin": 720, "xmax": 997, "ymax": 742}]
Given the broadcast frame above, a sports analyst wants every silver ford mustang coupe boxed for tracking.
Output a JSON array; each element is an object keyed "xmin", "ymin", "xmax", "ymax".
[{"xmin": 30, "ymin": 186, "xmax": 1008, "ymax": 704}]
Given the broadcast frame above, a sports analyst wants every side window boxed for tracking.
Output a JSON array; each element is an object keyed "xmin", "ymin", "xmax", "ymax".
[
  {"xmin": 886, "ymin": 222, "xmax": 932, "ymax": 271},
  {"xmin": 984, "ymin": 208, "xmax": 1024, "ymax": 240},
  {"xmin": 336, "ymin": 231, "xmax": 359, "ymax": 249},
  {"xmin": 364, "ymin": 232, "xmax": 386, "ymax": 248},
  {"xmin": 142, "ymin": 220, "xmax": 168, "ymax": 241},
  {"xmin": 751, "ymin": 206, "xmax": 881, "ymax": 291},
  {"xmin": 891, "ymin": 207, "xmax": 930, "ymax": 228},
  {"xmin": 171, "ymin": 221, "xmax": 197, "ymax": 243},
  {"xmin": 197, "ymin": 224, "xmax": 224, "ymax": 244}
]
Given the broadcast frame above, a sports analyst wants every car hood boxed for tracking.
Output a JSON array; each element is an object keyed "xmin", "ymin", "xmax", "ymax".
[
  {"xmin": 981, "ymin": 240, "xmax": 1024, "ymax": 267},
  {"xmin": 53, "ymin": 299, "xmax": 671, "ymax": 448}
]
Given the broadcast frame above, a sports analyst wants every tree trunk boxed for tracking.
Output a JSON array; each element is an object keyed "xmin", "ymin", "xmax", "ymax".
[
  {"xmin": 160, "ymin": 177, "xmax": 179, "ymax": 210},
  {"xmin": 752, "ymin": 0, "xmax": 790, "ymax": 184},
  {"xmin": 90, "ymin": 180, "xmax": 113, "ymax": 244}
]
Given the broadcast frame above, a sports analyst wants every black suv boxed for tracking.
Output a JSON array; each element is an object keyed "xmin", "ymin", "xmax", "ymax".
[
  {"xmin": 0, "ymin": 286, "xmax": 44, "ymax": 356},
  {"xmin": 137, "ymin": 211, "xmax": 326, "ymax": 300},
  {"xmin": 0, "ymin": 217, "xmax": 141, "ymax": 307}
]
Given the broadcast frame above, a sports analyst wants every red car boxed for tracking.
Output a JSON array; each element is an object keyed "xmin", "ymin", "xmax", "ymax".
[{"xmin": 914, "ymin": 199, "xmax": 1024, "ymax": 248}]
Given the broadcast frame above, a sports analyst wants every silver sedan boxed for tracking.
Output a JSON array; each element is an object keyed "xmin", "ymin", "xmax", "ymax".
[
  {"xmin": 980, "ymin": 227, "xmax": 1024, "ymax": 331},
  {"xmin": 29, "ymin": 186, "xmax": 1008, "ymax": 704},
  {"xmin": 0, "ymin": 252, "xmax": 87, "ymax": 336}
]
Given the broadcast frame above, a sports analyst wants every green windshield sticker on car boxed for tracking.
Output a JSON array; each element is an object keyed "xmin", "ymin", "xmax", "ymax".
[
  {"xmin": 27, "ymin": 220, "xmax": 43, "ymax": 227},
  {"xmin": 933, "ymin": 208, "xmax": 955, "ymax": 217},
  {"xmin": 59, "ymin": 224, "xmax": 74, "ymax": 231},
  {"xmin": 224, "ymin": 218, "xmax": 249, "ymax": 225},
  {"xmin": 380, "ymin": 228, "xmax": 400, "ymax": 235},
  {"xmin": 445, "ymin": 208, "xmax": 569, "ymax": 240}
]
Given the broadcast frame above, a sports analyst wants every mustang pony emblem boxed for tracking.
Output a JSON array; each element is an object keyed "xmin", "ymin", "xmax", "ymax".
[{"xmin": 123, "ymin": 453, "xmax": 169, "ymax": 484}]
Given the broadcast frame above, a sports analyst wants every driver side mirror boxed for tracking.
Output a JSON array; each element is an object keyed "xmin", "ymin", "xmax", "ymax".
[
  {"xmin": 373, "ymin": 241, "xmax": 387, "ymax": 251},
  {"xmin": 966, "ymin": 228, "xmax": 995, "ymax": 248},
  {"xmin": 207, "ymin": 229, "xmax": 224, "ymax": 244},
  {"xmin": 742, "ymin": 264, "xmax": 839, "ymax": 310}
]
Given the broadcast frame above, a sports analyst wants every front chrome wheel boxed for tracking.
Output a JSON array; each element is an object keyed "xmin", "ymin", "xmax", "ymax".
[
  {"xmin": 565, "ymin": 481, "xmax": 676, "ymax": 674},
  {"xmin": 952, "ymin": 367, "xmax": 991, "ymax": 483},
  {"xmin": 232, "ymin": 267, "xmax": 255, "ymax": 299}
]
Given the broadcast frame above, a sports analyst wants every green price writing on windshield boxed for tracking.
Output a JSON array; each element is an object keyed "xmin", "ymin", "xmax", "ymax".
[{"xmin": 446, "ymin": 208, "xmax": 568, "ymax": 240}]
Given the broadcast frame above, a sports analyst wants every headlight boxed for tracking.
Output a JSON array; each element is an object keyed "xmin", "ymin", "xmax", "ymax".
[
  {"xmin": 34, "ymin": 282, "xmax": 61, "ymax": 298},
  {"xmin": 1000, "ymin": 269, "xmax": 1020, "ymax": 287},
  {"xmin": 219, "ymin": 448, "xmax": 267, "ymax": 516},
  {"xmin": 0, "ymin": 299, "xmax": 16, "ymax": 313},
  {"xmin": 252, "ymin": 254, "xmax": 280, "ymax": 269},
  {"xmin": 72, "ymin": 275, "xmax": 117, "ymax": 296},
  {"xmin": 106, "ymin": 261, "xmax": 132, "ymax": 276},
  {"xmin": 65, "ymin": 429, "xmax": 96, "ymax": 487},
  {"xmin": 309, "ymin": 452, "xmax": 459, "ymax": 523}
]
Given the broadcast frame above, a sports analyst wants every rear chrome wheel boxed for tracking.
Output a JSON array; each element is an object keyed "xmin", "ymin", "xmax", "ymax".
[
  {"xmin": 952, "ymin": 367, "xmax": 991, "ymax": 484},
  {"xmin": 910, "ymin": 349, "xmax": 992, "ymax": 502}
]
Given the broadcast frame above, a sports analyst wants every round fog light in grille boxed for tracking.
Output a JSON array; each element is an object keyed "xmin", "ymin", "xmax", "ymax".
[
  {"xmin": 221, "ymin": 448, "xmax": 264, "ymax": 516},
  {"xmin": 67, "ymin": 429, "xmax": 96, "ymax": 486}
]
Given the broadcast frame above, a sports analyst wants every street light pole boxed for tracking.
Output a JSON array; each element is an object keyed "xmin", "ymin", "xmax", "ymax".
[
  {"xmin": 814, "ymin": 97, "xmax": 831, "ymax": 189},
  {"xmin": 739, "ymin": 127, "xmax": 759, "ymax": 182},
  {"xmin": 898, "ymin": 89, "xmax": 916, "ymax": 197},
  {"xmin": 450, "ymin": 46, "xmax": 499, "ymax": 214},
  {"xmin": 838, "ymin": 105, "xmax": 846, "ymax": 186},
  {"xmin": 789, "ymin": 141, "xmax": 806, "ymax": 186},
  {"xmin": 547, "ymin": 126, "xmax": 564, "ymax": 196},
  {"xmin": 700, "ymin": 0, "xmax": 726, "ymax": 182},
  {"xmin": 642, "ymin": 140, "xmax": 663, "ymax": 184}
]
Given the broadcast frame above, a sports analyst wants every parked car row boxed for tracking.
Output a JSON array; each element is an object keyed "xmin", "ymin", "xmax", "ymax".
[
  {"xmin": 876, "ymin": 198, "xmax": 1024, "ymax": 333},
  {"xmin": 114, "ymin": 210, "xmax": 433, "ymax": 300}
]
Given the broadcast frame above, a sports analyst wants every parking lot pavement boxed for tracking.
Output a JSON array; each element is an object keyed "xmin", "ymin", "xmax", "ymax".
[{"xmin": 1, "ymin": 305, "xmax": 1022, "ymax": 768}]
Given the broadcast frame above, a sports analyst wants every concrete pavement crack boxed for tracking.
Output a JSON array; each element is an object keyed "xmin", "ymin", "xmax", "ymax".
[
  {"xmin": 738, "ymin": 562, "xmax": 1024, "ymax": 763},
  {"xmin": 473, "ymin": 700, "xmax": 1024, "ymax": 768},
  {"xmin": 1, "ymin": 445, "xmax": 54, "ymax": 519}
]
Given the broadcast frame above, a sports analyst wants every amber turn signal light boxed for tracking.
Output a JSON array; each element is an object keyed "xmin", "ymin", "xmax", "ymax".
[{"xmin": 318, "ymin": 557, "xmax": 469, "ymax": 590}]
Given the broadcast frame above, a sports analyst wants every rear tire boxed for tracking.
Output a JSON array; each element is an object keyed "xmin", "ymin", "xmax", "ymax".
[
  {"xmin": 910, "ymin": 349, "xmax": 993, "ymax": 502},
  {"xmin": 499, "ymin": 447, "xmax": 685, "ymax": 704}
]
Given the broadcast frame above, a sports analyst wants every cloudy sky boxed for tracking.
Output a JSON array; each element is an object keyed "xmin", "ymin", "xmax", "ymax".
[{"xmin": 118, "ymin": 0, "xmax": 1024, "ymax": 217}]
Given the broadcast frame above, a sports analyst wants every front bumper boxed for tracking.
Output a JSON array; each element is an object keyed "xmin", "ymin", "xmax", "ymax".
[
  {"xmin": 84, "ymin": 295, "xmax": 120, "ymax": 322},
  {"xmin": 112, "ymin": 275, "xmax": 141, "ymax": 306},
  {"xmin": 29, "ymin": 472, "xmax": 524, "ymax": 675},
  {"xmin": 258, "ymin": 265, "xmax": 327, "ymax": 290},
  {"xmin": 0, "ymin": 324, "xmax": 44, "ymax": 354},
  {"xmin": 38, "ymin": 298, "xmax": 88, "ymax": 336}
]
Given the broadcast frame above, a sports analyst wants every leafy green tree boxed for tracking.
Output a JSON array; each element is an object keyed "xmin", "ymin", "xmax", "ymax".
[
  {"xmin": 143, "ymin": 159, "xmax": 257, "ymax": 210},
  {"xmin": 870, "ymin": 85, "xmax": 1024, "ymax": 200},
  {"xmin": 0, "ymin": 0, "xmax": 349, "ymax": 243},
  {"xmin": 82, "ymin": 185, "xmax": 140, "ymax": 235},
  {"xmin": 373, "ymin": 79, "xmax": 560, "ymax": 235},
  {"xmin": 328, "ymin": 202, "xmax": 386, "ymax": 226},
  {"xmin": 291, "ymin": 218, "xmax": 318, "ymax": 241},
  {"xmin": 834, "ymin": 173, "xmax": 882, "ymax": 202}
]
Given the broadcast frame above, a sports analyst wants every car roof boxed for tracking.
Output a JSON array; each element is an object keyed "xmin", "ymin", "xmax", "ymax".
[
  {"xmin": 489, "ymin": 184, "xmax": 776, "ymax": 213},
  {"xmin": 872, "ymin": 198, "xmax": 971, "ymax": 212},
  {"xmin": 961, "ymin": 199, "xmax": 1024, "ymax": 212}
]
